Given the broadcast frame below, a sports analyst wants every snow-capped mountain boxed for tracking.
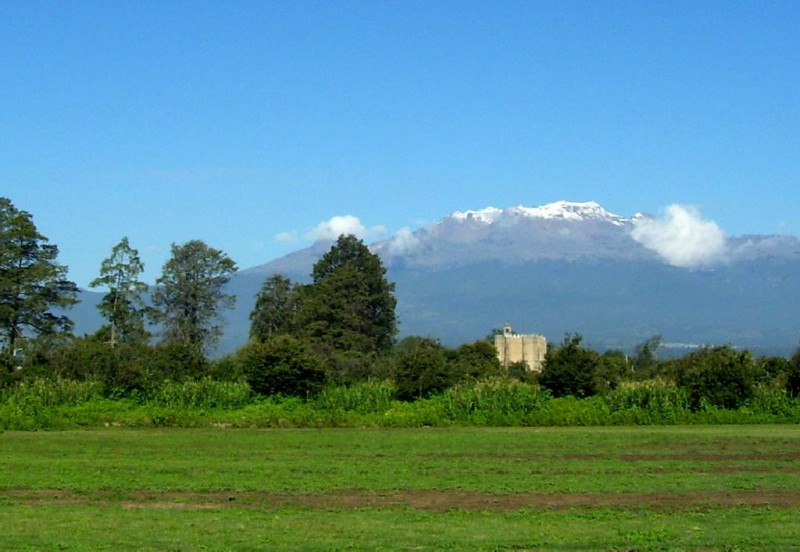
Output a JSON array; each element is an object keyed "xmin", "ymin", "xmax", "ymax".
[
  {"xmin": 374, "ymin": 200, "xmax": 654, "ymax": 268},
  {"xmin": 449, "ymin": 201, "xmax": 629, "ymax": 226},
  {"xmin": 222, "ymin": 200, "xmax": 800, "ymax": 354},
  {"xmin": 375, "ymin": 200, "xmax": 799, "ymax": 270},
  {"xmin": 72, "ymin": 200, "xmax": 800, "ymax": 355}
]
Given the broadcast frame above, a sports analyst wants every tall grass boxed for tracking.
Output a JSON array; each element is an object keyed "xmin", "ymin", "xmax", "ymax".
[
  {"xmin": 4, "ymin": 376, "xmax": 800, "ymax": 429},
  {"xmin": 438, "ymin": 377, "xmax": 550, "ymax": 425},
  {"xmin": 313, "ymin": 380, "xmax": 396, "ymax": 416},
  {"xmin": 603, "ymin": 379, "xmax": 692, "ymax": 424},
  {"xmin": 0, "ymin": 378, "xmax": 104, "ymax": 430},
  {"xmin": 0, "ymin": 378, "xmax": 102, "ymax": 413},
  {"xmin": 145, "ymin": 378, "xmax": 253, "ymax": 410}
]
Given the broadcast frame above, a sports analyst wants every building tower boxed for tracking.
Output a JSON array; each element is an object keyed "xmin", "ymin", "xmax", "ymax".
[{"xmin": 494, "ymin": 323, "xmax": 547, "ymax": 372}]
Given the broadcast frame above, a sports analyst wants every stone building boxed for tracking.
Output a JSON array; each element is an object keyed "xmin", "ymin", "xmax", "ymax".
[{"xmin": 494, "ymin": 324, "xmax": 547, "ymax": 372}]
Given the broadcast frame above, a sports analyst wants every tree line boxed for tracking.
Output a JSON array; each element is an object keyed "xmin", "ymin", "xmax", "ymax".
[
  {"xmin": 0, "ymin": 196, "xmax": 403, "ymax": 394},
  {"xmin": 2, "ymin": 195, "xmax": 800, "ymax": 413}
]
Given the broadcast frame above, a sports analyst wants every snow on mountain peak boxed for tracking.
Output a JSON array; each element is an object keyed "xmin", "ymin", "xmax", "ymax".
[
  {"xmin": 450, "ymin": 206, "xmax": 503, "ymax": 224},
  {"xmin": 450, "ymin": 201, "xmax": 627, "ymax": 226}
]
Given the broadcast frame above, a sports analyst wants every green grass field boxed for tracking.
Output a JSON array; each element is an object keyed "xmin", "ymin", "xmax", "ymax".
[{"xmin": 2, "ymin": 426, "xmax": 799, "ymax": 550}]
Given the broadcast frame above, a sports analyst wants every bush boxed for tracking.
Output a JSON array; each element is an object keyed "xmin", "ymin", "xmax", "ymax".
[
  {"xmin": 449, "ymin": 340, "xmax": 502, "ymax": 381},
  {"xmin": 539, "ymin": 334, "xmax": 604, "ymax": 398},
  {"xmin": 240, "ymin": 335, "xmax": 327, "ymax": 398},
  {"xmin": 145, "ymin": 342, "xmax": 209, "ymax": 382},
  {"xmin": 755, "ymin": 355, "xmax": 790, "ymax": 385},
  {"xmin": 325, "ymin": 352, "xmax": 393, "ymax": 386},
  {"xmin": 787, "ymin": 349, "xmax": 800, "ymax": 398},
  {"xmin": 676, "ymin": 346, "xmax": 756, "ymax": 410},
  {"xmin": 393, "ymin": 338, "xmax": 455, "ymax": 401},
  {"xmin": 205, "ymin": 354, "xmax": 244, "ymax": 382}
]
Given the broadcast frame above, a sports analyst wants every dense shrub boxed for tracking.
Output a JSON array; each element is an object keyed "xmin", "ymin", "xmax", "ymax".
[
  {"xmin": 145, "ymin": 342, "xmax": 209, "ymax": 382},
  {"xmin": 539, "ymin": 334, "xmax": 604, "ymax": 398},
  {"xmin": 240, "ymin": 335, "xmax": 328, "ymax": 398},
  {"xmin": 3, "ymin": 376, "xmax": 800, "ymax": 429},
  {"xmin": 48, "ymin": 337, "xmax": 150, "ymax": 393},
  {"xmin": 755, "ymin": 355, "xmax": 790, "ymax": 385},
  {"xmin": 787, "ymin": 349, "xmax": 800, "ymax": 398},
  {"xmin": 205, "ymin": 354, "xmax": 244, "ymax": 382},
  {"xmin": 393, "ymin": 338, "xmax": 454, "ymax": 401},
  {"xmin": 324, "ymin": 352, "xmax": 394, "ymax": 385},
  {"xmin": 676, "ymin": 346, "xmax": 756, "ymax": 410},
  {"xmin": 448, "ymin": 340, "xmax": 503, "ymax": 381}
]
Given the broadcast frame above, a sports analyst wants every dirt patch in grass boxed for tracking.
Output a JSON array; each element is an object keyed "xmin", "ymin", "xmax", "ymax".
[
  {"xmin": 275, "ymin": 490, "xmax": 800, "ymax": 511},
  {"xmin": 618, "ymin": 452, "xmax": 800, "ymax": 462},
  {"xmin": 6, "ymin": 488, "xmax": 800, "ymax": 512},
  {"xmin": 423, "ymin": 451, "xmax": 800, "ymax": 462}
]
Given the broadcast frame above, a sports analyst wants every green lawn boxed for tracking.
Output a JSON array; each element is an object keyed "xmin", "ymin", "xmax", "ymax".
[{"xmin": 2, "ymin": 426, "xmax": 799, "ymax": 550}]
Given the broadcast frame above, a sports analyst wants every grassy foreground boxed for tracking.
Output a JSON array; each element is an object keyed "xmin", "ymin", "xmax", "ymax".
[{"xmin": 2, "ymin": 425, "xmax": 800, "ymax": 550}]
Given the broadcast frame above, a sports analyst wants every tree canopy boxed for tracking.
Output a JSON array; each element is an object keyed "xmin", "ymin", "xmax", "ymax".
[
  {"xmin": 0, "ymin": 197, "xmax": 77, "ymax": 359},
  {"xmin": 298, "ymin": 234, "xmax": 397, "ymax": 355},
  {"xmin": 89, "ymin": 236, "xmax": 150, "ymax": 345},
  {"xmin": 539, "ymin": 334, "xmax": 604, "ymax": 398},
  {"xmin": 152, "ymin": 240, "xmax": 237, "ymax": 356},
  {"xmin": 249, "ymin": 273, "xmax": 295, "ymax": 342}
]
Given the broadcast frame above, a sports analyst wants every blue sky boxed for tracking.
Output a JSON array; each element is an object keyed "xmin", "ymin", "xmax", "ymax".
[{"xmin": 2, "ymin": 1, "xmax": 798, "ymax": 288}]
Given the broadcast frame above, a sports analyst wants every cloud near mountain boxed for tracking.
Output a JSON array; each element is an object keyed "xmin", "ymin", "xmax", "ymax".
[
  {"xmin": 276, "ymin": 215, "xmax": 387, "ymax": 244},
  {"xmin": 383, "ymin": 227, "xmax": 421, "ymax": 255},
  {"xmin": 631, "ymin": 204, "xmax": 728, "ymax": 268}
]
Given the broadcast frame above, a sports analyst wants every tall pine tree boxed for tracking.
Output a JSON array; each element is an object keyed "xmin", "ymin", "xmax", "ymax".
[{"xmin": 0, "ymin": 197, "xmax": 77, "ymax": 362}]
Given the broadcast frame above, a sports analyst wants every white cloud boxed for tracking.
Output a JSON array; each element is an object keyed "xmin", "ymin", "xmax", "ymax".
[
  {"xmin": 303, "ymin": 215, "xmax": 387, "ymax": 242},
  {"xmin": 274, "ymin": 231, "xmax": 298, "ymax": 244},
  {"xmin": 631, "ymin": 204, "xmax": 727, "ymax": 268},
  {"xmin": 385, "ymin": 227, "xmax": 421, "ymax": 255}
]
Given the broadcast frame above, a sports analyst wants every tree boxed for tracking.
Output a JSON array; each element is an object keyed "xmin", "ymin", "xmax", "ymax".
[
  {"xmin": 0, "ymin": 197, "xmax": 77, "ymax": 363},
  {"xmin": 249, "ymin": 273, "xmax": 295, "ymax": 342},
  {"xmin": 89, "ymin": 236, "xmax": 150, "ymax": 345},
  {"xmin": 298, "ymin": 234, "xmax": 397, "ymax": 355},
  {"xmin": 538, "ymin": 334, "xmax": 602, "ymax": 398},
  {"xmin": 632, "ymin": 335, "xmax": 662, "ymax": 374},
  {"xmin": 152, "ymin": 240, "xmax": 237, "ymax": 356}
]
